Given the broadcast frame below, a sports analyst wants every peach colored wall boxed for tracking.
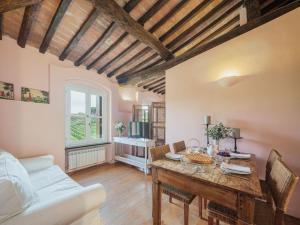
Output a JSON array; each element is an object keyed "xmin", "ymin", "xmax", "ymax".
[
  {"xmin": 0, "ymin": 37, "xmax": 162, "ymax": 169},
  {"xmin": 166, "ymin": 9, "xmax": 300, "ymax": 217}
]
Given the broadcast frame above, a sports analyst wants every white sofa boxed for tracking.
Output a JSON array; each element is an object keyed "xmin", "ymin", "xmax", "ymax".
[{"xmin": 0, "ymin": 151, "xmax": 106, "ymax": 225}]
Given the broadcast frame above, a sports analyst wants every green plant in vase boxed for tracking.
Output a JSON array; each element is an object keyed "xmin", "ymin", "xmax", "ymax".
[{"xmin": 207, "ymin": 123, "xmax": 231, "ymax": 154}]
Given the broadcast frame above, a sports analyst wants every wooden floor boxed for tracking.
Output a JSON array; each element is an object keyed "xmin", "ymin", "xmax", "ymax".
[
  {"xmin": 71, "ymin": 162, "xmax": 300, "ymax": 225},
  {"xmin": 71, "ymin": 162, "xmax": 209, "ymax": 225}
]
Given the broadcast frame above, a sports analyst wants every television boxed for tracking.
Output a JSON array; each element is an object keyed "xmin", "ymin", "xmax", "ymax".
[{"xmin": 128, "ymin": 122, "xmax": 150, "ymax": 139}]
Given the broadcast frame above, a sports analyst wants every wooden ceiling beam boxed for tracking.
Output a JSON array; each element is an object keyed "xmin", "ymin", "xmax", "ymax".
[
  {"xmin": 75, "ymin": 22, "xmax": 118, "ymax": 66},
  {"xmin": 146, "ymin": 81, "xmax": 165, "ymax": 90},
  {"xmin": 0, "ymin": 0, "xmax": 43, "ymax": 13},
  {"xmin": 261, "ymin": 0, "xmax": 292, "ymax": 15},
  {"xmin": 74, "ymin": 0, "xmax": 140, "ymax": 66},
  {"xmin": 97, "ymin": 40, "xmax": 140, "ymax": 73},
  {"xmin": 92, "ymin": 0, "xmax": 173, "ymax": 60},
  {"xmin": 159, "ymin": 0, "xmax": 212, "ymax": 42},
  {"xmin": 85, "ymin": 31, "xmax": 128, "ymax": 69},
  {"xmin": 153, "ymin": 86, "xmax": 165, "ymax": 93},
  {"xmin": 171, "ymin": 1, "xmax": 242, "ymax": 53},
  {"xmin": 107, "ymin": 47, "xmax": 152, "ymax": 77},
  {"xmin": 193, "ymin": 16, "xmax": 240, "ymax": 48},
  {"xmin": 88, "ymin": 0, "xmax": 169, "ymax": 71},
  {"xmin": 149, "ymin": 0, "xmax": 189, "ymax": 33},
  {"xmin": 148, "ymin": 82, "xmax": 165, "ymax": 91},
  {"xmin": 0, "ymin": 14, "xmax": 3, "ymax": 40},
  {"xmin": 17, "ymin": 3, "xmax": 41, "ymax": 48},
  {"xmin": 116, "ymin": 53, "xmax": 160, "ymax": 80},
  {"xmin": 39, "ymin": 0, "xmax": 72, "ymax": 53},
  {"xmin": 118, "ymin": 1, "xmax": 300, "ymax": 85},
  {"xmin": 104, "ymin": 0, "xmax": 188, "ymax": 77},
  {"xmin": 167, "ymin": 0, "xmax": 242, "ymax": 51},
  {"xmin": 142, "ymin": 77, "xmax": 165, "ymax": 89},
  {"xmin": 137, "ymin": 0, "xmax": 168, "ymax": 26},
  {"xmin": 59, "ymin": 8, "xmax": 100, "ymax": 60},
  {"xmin": 243, "ymin": 0, "xmax": 261, "ymax": 21},
  {"xmin": 123, "ymin": 0, "xmax": 141, "ymax": 12}
]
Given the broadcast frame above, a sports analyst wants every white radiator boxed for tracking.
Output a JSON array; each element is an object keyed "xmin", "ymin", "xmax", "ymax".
[{"xmin": 67, "ymin": 146, "xmax": 106, "ymax": 172}]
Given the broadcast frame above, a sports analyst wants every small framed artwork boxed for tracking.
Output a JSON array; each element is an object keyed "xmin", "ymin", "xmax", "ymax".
[
  {"xmin": 0, "ymin": 81, "xmax": 14, "ymax": 100},
  {"xmin": 21, "ymin": 87, "xmax": 49, "ymax": 104}
]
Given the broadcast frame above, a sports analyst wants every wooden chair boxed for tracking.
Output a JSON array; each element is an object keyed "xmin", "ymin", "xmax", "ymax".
[
  {"xmin": 259, "ymin": 149, "xmax": 282, "ymax": 203},
  {"xmin": 150, "ymin": 144, "xmax": 196, "ymax": 225},
  {"xmin": 173, "ymin": 140, "xmax": 186, "ymax": 153},
  {"xmin": 173, "ymin": 140, "xmax": 208, "ymax": 220},
  {"xmin": 207, "ymin": 159, "xmax": 299, "ymax": 225}
]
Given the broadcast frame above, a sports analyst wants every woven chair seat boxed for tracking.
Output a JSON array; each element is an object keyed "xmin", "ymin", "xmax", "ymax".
[
  {"xmin": 161, "ymin": 183, "xmax": 195, "ymax": 204},
  {"xmin": 208, "ymin": 201, "xmax": 237, "ymax": 225}
]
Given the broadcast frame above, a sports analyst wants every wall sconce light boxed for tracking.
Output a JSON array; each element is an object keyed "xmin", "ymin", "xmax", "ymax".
[{"xmin": 217, "ymin": 70, "xmax": 241, "ymax": 87}]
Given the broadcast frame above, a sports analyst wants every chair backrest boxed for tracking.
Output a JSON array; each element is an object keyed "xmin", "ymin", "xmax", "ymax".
[
  {"xmin": 266, "ymin": 149, "xmax": 282, "ymax": 182},
  {"xmin": 268, "ymin": 159, "xmax": 298, "ymax": 212},
  {"xmin": 173, "ymin": 141, "xmax": 186, "ymax": 153},
  {"xmin": 150, "ymin": 145, "xmax": 170, "ymax": 161}
]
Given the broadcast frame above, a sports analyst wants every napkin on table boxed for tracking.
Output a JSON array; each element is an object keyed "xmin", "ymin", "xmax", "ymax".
[
  {"xmin": 221, "ymin": 162, "xmax": 251, "ymax": 174},
  {"xmin": 165, "ymin": 152, "xmax": 182, "ymax": 161},
  {"xmin": 230, "ymin": 152, "xmax": 251, "ymax": 159}
]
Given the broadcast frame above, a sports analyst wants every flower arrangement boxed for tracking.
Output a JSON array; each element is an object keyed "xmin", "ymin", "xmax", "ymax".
[
  {"xmin": 115, "ymin": 121, "xmax": 126, "ymax": 136},
  {"xmin": 207, "ymin": 122, "xmax": 231, "ymax": 141}
]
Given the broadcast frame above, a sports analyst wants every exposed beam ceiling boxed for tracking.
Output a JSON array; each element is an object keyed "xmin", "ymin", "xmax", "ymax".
[
  {"xmin": 168, "ymin": 0, "xmax": 242, "ymax": 51},
  {"xmin": 87, "ymin": 0, "xmax": 168, "ymax": 71},
  {"xmin": 149, "ymin": 82, "xmax": 165, "ymax": 91},
  {"xmin": 116, "ymin": 53, "xmax": 159, "ymax": 79},
  {"xmin": 86, "ymin": 32, "xmax": 128, "ymax": 69},
  {"xmin": 143, "ymin": 77, "xmax": 165, "ymax": 89},
  {"xmin": 59, "ymin": 8, "xmax": 100, "ymax": 60},
  {"xmin": 171, "ymin": 1, "xmax": 242, "ymax": 53},
  {"xmin": 0, "ymin": 0, "xmax": 43, "ymax": 13},
  {"xmin": 153, "ymin": 85, "xmax": 166, "ymax": 93},
  {"xmin": 118, "ymin": 1, "xmax": 300, "ymax": 85},
  {"xmin": 149, "ymin": 0, "xmax": 189, "ymax": 33},
  {"xmin": 97, "ymin": 40, "xmax": 140, "ymax": 73},
  {"xmin": 107, "ymin": 47, "xmax": 152, "ymax": 77},
  {"xmin": 92, "ymin": 0, "xmax": 173, "ymax": 60},
  {"xmin": 17, "ymin": 3, "xmax": 41, "ymax": 48},
  {"xmin": 39, "ymin": 0, "xmax": 72, "ymax": 53},
  {"xmin": 159, "ymin": 0, "xmax": 212, "ymax": 42},
  {"xmin": 74, "ymin": 0, "xmax": 139, "ymax": 66}
]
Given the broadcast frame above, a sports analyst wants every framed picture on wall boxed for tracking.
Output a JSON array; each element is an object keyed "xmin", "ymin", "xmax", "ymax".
[
  {"xmin": 21, "ymin": 87, "xmax": 49, "ymax": 104},
  {"xmin": 0, "ymin": 81, "xmax": 14, "ymax": 100}
]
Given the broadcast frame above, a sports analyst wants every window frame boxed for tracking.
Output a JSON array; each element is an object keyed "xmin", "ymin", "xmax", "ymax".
[{"xmin": 65, "ymin": 85, "xmax": 108, "ymax": 147}]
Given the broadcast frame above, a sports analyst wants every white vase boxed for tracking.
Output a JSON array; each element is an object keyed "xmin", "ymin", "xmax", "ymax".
[
  {"xmin": 213, "ymin": 139, "xmax": 220, "ymax": 154},
  {"xmin": 207, "ymin": 144, "xmax": 214, "ymax": 156}
]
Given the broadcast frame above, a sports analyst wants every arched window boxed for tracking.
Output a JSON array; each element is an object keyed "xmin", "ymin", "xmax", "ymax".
[{"xmin": 65, "ymin": 84, "xmax": 108, "ymax": 147}]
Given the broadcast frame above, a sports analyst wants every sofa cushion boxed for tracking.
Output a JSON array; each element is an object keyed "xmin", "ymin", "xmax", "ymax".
[
  {"xmin": 0, "ymin": 152, "xmax": 36, "ymax": 223},
  {"xmin": 29, "ymin": 165, "xmax": 82, "ymax": 202}
]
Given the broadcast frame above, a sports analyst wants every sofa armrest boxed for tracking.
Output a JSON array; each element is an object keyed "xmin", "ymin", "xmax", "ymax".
[
  {"xmin": 3, "ymin": 184, "xmax": 106, "ymax": 225},
  {"xmin": 19, "ymin": 155, "xmax": 54, "ymax": 173}
]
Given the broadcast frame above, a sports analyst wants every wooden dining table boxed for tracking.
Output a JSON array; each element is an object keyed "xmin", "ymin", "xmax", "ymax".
[{"xmin": 151, "ymin": 153, "xmax": 262, "ymax": 225}]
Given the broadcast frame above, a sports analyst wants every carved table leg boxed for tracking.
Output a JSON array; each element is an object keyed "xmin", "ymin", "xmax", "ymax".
[
  {"xmin": 152, "ymin": 167, "xmax": 161, "ymax": 225},
  {"xmin": 237, "ymin": 194, "xmax": 255, "ymax": 225}
]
